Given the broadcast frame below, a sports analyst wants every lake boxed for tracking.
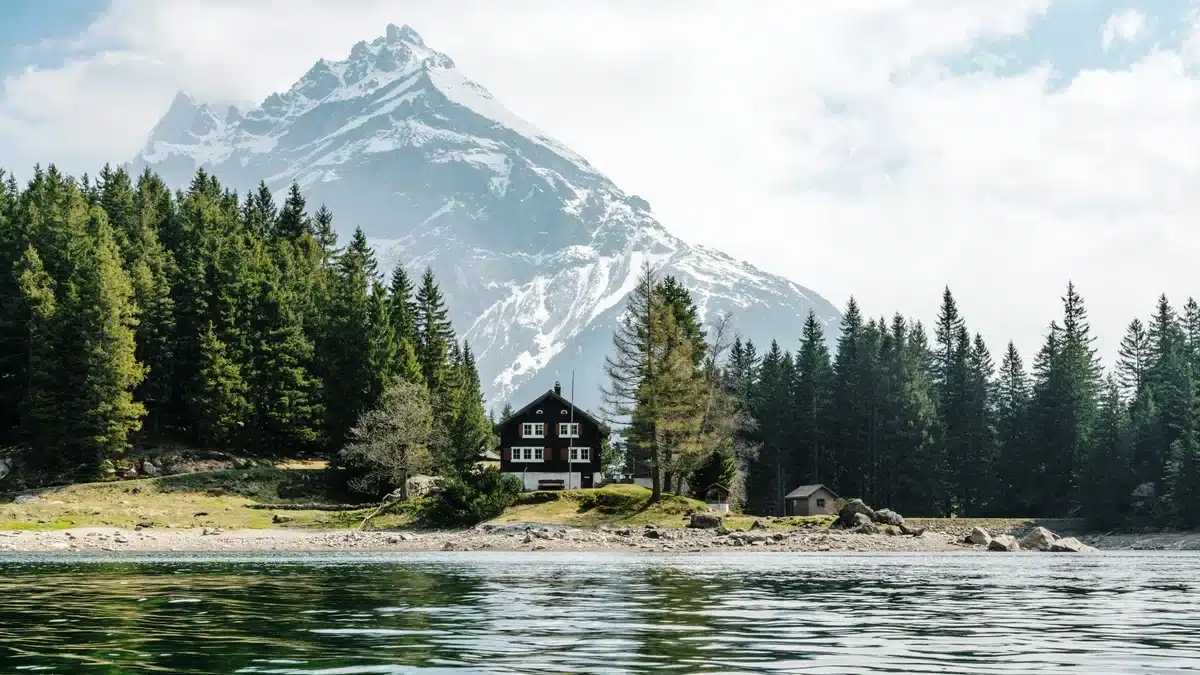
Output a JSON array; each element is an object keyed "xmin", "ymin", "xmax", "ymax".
[{"xmin": 1, "ymin": 551, "xmax": 1198, "ymax": 673}]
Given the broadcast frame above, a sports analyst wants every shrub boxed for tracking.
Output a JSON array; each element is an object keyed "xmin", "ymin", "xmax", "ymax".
[{"xmin": 422, "ymin": 470, "xmax": 522, "ymax": 527}]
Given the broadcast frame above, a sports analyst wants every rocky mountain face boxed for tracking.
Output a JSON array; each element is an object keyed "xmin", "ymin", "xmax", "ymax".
[{"xmin": 129, "ymin": 24, "xmax": 841, "ymax": 412}]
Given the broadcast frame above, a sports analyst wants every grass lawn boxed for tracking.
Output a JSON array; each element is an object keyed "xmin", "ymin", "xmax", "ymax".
[
  {"xmin": 0, "ymin": 465, "xmax": 404, "ymax": 531},
  {"xmin": 491, "ymin": 484, "xmax": 833, "ymax": 529}
]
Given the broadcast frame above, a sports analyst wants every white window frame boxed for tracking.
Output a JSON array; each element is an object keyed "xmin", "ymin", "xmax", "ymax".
[
  {"xmin": 558, "ymin": 422, "xmax": 580, "ymax": 438},
  {"xmin": 569, "ymin": 446, "xmax": 591, "ymax": 462},
  {"xmin": 521, "ymin": 423, "xmax": 545, "ymax": 439},
  {"xmin": 510, "ymin": 447, "xmax": 544, "ymax": 463}
]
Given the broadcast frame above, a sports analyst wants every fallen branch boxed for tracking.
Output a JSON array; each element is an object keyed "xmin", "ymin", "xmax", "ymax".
[{"xmin": 245, "ymin": 503, "xmax": 364, "ymax": 512}]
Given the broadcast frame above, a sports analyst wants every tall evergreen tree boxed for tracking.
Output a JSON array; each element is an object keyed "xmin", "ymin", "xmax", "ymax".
[
  {"xmin": 1117, "ymin": 318, "xmax": 1151, "ymax": 399},
  {"xmin": 793, "ymin": 311, "xmax": 834, "ymax": 484},
  {"xmin": 415, "ymin": 267, "xmax": 455, "ymax": 399},
  {"xmin": 1079, "ymin": 375, "xmax": 1134, "ymax": 527},
  {"xmin": 318, "ymin": 227, "xmax": 382, "ymax": 449},
  {"xmin": 995, "ymin": 342, "xmax": 1033, "ymax": 514}
]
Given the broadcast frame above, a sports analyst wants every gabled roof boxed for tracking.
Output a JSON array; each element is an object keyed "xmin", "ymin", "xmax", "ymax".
[
  {"xmin": 495, "ymin": 388, "xmax": 604, "ymax": 431},
  {"xmin": 704, "ymin": 483, "xmax": 731, "ymax": 495},
  {"xmin": 784, "ymin": 484, "xmax": 838, "ymax": 500}
]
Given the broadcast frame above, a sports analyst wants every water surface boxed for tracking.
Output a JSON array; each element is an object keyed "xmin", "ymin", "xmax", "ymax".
[{"xmin": 1, "ymin": 551, "xmax": 1198, "ymax": 673}]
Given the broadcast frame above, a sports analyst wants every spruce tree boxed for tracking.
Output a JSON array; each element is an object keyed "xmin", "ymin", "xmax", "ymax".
[
  {"xmin": 318, "ymin": 227, "xmax": 381, "ymax": 449},
  {"xmin": 69, "ymin": 206, "xmax": 147, "ymax": 468},
  {"xmin": 14, "ymin": 246, "xmax": 61, "ymax": 465},
  {"xmin": 793, "ymin": 310, "xmax": 834, "ymax": 484},
  {"xmin": 995, "ymin": 342, "xmax": 1033, "ymax": 514},
  {"xmin": 1117, "ymin": 318, "xmax": 1151, "ymax": 399},
  {"xmin": 192, "ymin": 323, "xmax": 250, "ymax": 449},
  {"xmin": 275, "ymin": 182, "xmax": 311, "ymax": 242},
  {"xmin": 415, "ymin": 266, "xmax": 455, "ymax": 399},
  {"xmin": 1080, "ymin": 375, "xmax": 1134, "ymax": 527}
]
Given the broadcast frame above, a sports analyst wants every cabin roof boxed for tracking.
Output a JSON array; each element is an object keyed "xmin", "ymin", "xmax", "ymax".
[
  {"xmin": 784, "ymin": 484, "xmax": 838, "ymax": 500},
  {"xmin": 704, "ymin": 483, "xmax": 731, "ymax": 495},
  {"xmin": 497, "ymin": 389, "xmax": 604, "ymax": 431}
]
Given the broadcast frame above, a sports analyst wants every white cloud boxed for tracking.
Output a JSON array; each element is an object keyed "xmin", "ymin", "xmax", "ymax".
[
  {"xmin": 2, "ymin": 0, "xmax": 1199, "ymax": 368},
  {"xmin": 1101, "ymin": 9, "xmax": 1148, "ymax": 51}
]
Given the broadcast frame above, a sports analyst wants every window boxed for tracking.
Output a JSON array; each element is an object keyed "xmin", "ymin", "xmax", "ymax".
[
  {"xmin": 816, "ymin": 498, "xmax": 826, "ymax": 508},
  {"xmin": 558, "ymin": 422, "xmax": 580, "ymax": 438},
  {"xmin": 521, "ymin": 423, "xmax": 544, "ymax": 438},
  {"xmin": 569, "ymin": 447, "xmax": 590, "ymax": 462},
  {"xmin": 536, "ymin": 409, "xmax": 544, "ymax": 415},
  {"xmin": 511, "ymin": 447, "xmax": 544, "ymax": 463},
  {"xmin": 560, "ymin": 410, "xmax": 568, "ymax": 415}
]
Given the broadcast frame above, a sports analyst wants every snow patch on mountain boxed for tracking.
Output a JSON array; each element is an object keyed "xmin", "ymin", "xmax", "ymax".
[{"xmin": 129, "ymin": 23, "xmax": 841, "ymax": 410}]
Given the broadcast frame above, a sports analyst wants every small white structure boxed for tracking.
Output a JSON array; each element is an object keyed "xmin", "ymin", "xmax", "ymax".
[{"xmin": 705, "ymin": 484, "xmax": 731, "ymax": 512}]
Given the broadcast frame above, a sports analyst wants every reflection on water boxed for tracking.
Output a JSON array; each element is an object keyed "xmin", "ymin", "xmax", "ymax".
[{"xmin": 1, "ymin": 551, "xmax": 1199, "ymax": 673}]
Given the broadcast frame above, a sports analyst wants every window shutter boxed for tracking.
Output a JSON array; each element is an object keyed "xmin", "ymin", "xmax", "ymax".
[
  {"xmin": 561, "ymin": 448, "xmax": 569, "ymax": 462},
  {"xmin": 503, "ymin": 448, "xmax": 511, "ymax": 461}
]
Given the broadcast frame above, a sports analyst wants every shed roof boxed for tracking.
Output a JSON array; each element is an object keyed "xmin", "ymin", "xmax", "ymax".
[
  {"xmin": 704, "ymin": 483, "xmax": 731, "ymax": 495},
  {"xmin": 784, "ymin": 484, "xmax": 838, "ymax": 500}
]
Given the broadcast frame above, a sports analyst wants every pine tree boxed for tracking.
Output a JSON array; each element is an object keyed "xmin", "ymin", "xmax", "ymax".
[
  {"xmin": 192, "ymin": 323, "xmax": 250, "ymax": 449},
  {"xmin": 69, "ymin": 205, "xmax": 147, "ymax": 468},
  {"xmin": 1167, "ymin": 378, "xmax": 1200, "ymax": 528},
  {"xmin": 746, "ymin": 340, "xmax": 793, "ymax": 515},
  {"xmin": 312, "ymin": 205, "xmax": 338, "ymax": 263},
  {"xmin": 247, "ymin": 272, "xmax": 324, "ymax": 455},
  {"xmin": 318, "ymin": 227, "xmax": 381, "ymax": 449},
  {"xmin": 793, "ymin": 310, "xmax": 834, "ymax": 484},
  {"xmin": 1117, "ymin": 318, "xmax": 1151, "ymax": 399},
  {"xmin": 1079, "ymin": 375, "xmax": 1134, "ymax": 527},
  {"xmin": 14, "ymin": 246, "xmax": 61, "ymax": 465},
  {"xmin": 995, "ymin": 342, "xmax": 1033, "ymax": 514},
  {"xmin": 388, "ymin": 265, "xmax": 423, "ymax": 385},
  {"xmin": 961, "ymin": 332, "xmax": 998, "ymax": 514},
  {"xmin": 442, "ymin": 341, "xmax": 495, "ymax": 476},
  {"xmin": 275, "ymin": 182, "xmax": 311, "ymax": 241},
  {"xmin": 415, "ymin": 266, "xmax": 455, "ymax": 399}
]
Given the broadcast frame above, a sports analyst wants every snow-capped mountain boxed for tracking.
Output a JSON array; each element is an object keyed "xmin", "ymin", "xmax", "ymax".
[{"xmin": 129, "ymin": 23, "xmax": 841, "ymax": 412}]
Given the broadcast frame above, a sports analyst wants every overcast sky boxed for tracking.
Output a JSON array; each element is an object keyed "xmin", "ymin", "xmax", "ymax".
[{"xmin": 2, "ymin": 0, "xmax": 1199, "ymax": 367}]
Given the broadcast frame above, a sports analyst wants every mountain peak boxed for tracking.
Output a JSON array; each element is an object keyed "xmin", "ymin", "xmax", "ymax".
[{"xmin": 386, "ymin": 23, "xmax": 425, "ymax": 46}]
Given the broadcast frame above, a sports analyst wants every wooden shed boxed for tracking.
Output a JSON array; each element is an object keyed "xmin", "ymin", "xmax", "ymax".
[{"xmin": 784, "ymin": 484, "xmax": 838, "ymax": 516}]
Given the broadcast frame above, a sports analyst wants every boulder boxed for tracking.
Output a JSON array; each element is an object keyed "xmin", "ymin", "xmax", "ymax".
[
  {"xmin": 13, "ymin": 494, "xmax": 38, "ymax": 505},
  {"xmin": 899, "ymin": 523, "xmax": 926, "ymax": 537},
  {"xmin": 836, "ymin": 499, "xmax": 876, "ymax": 528},
  {"xmin": 1019, "ymin": 526, "xmax": 1058, "ymax": 552},
  {"xmin": 1050, "ymin": 537, "xmax": 1098, "ymax": 553},
  {"xmin": 854, "ymin": 522, "xmax": 880, "ymax": 535},
  {"xmin": 643, "ymin": 529, "xmax": 663, "ymax": 539},
  {"xmin": 0, "ymin": 457, "xmax": 12, "ymax": 481},
  {"xmin": 988, "ymin": 534, "xmax": 1020, "ymax": 552},
  {"xmin": 750, "ymin": 519, "xmax": 767, "ymax": 530},
  {"xmin": 688, "ymin": 513, "xmax": 723, "ymax": 529},
  {"xmin": 852, "ymin": 512, "xmax": 874, "ymax": 528},
  {"xmin": 966, "ymin": 527, "xmax": 992, "ymax": 547},
  {"xmin": 140, "ymin": 460, "xmax": 162, "ymax": 477},
  {"xmin": 271, "ymin": 513, "xmax": 295, "ymax": 524},
  {"xmin": 873, "ymin": 509, "xmax": 905, "ymax": 527}
]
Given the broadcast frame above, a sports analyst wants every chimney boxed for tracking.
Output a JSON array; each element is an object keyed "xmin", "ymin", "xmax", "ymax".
[{"xmin": 554, "ymin": 381, "xmax": 562, "ymax": 397}]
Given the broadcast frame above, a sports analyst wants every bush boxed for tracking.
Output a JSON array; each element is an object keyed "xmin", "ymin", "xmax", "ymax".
[{"xmin": 422, "ymin": 470, "xmax": 522, "ymax": 528}]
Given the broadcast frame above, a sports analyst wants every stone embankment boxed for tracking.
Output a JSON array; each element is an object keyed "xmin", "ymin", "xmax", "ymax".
[{"xmin": 0, "ymin": 520, "xmax": 971, "ymax": 554}]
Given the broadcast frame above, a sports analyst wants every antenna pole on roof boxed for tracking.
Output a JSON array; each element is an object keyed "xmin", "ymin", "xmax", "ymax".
[{"xmin": 568, "ymin": 370, "xmax": 576, "ymax": 490}]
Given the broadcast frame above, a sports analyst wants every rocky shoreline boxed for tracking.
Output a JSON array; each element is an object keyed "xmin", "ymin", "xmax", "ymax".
[{"xmin": 2, "ymin": 521, "xmax": 1191, "ymax": 554}]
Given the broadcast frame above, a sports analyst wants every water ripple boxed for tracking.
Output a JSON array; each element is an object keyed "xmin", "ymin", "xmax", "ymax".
[{"xmin": 0, "ymin": 552, "xmax": 1198, "ymax": 673}]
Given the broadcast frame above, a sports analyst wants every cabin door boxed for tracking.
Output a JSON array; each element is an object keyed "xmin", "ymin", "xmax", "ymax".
[{"xmin": 580, "ymin": 472, "xmax": 594, "ymax": 489}]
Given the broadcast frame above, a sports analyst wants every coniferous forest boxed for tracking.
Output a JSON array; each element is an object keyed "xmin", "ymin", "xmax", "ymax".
[
  {"xmin": 607, "ymin": 267, "xmax": 1200, "ymax": 529},
  {"xmin": 0, "ymin": 165, "xmax": 493, "ymax": 493},
  {"xmin": 2, "ymin": 164, "xmax": 1198, "ymax": 530}
]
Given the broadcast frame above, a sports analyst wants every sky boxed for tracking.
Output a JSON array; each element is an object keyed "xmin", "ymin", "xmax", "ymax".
[{"xmin": 2, "ymin": 0, "xmax": 1199, "ymax": 368}]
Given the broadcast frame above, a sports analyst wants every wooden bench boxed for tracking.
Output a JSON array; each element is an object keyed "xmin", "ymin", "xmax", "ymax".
[{"xmin": 537, "ymin": 479, "xmax": 566, "ymax": 491}]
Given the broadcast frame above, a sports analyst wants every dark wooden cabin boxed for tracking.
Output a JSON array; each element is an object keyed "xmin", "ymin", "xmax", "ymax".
[{"xmin": 496, "ymin": 382, "xmax": 604, "ymax": 491}]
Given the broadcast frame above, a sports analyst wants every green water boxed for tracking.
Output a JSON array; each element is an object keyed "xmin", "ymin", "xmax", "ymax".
[{"xmin": 1, "ymin": 551, "xmax": 1198, "ymax": 673}]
